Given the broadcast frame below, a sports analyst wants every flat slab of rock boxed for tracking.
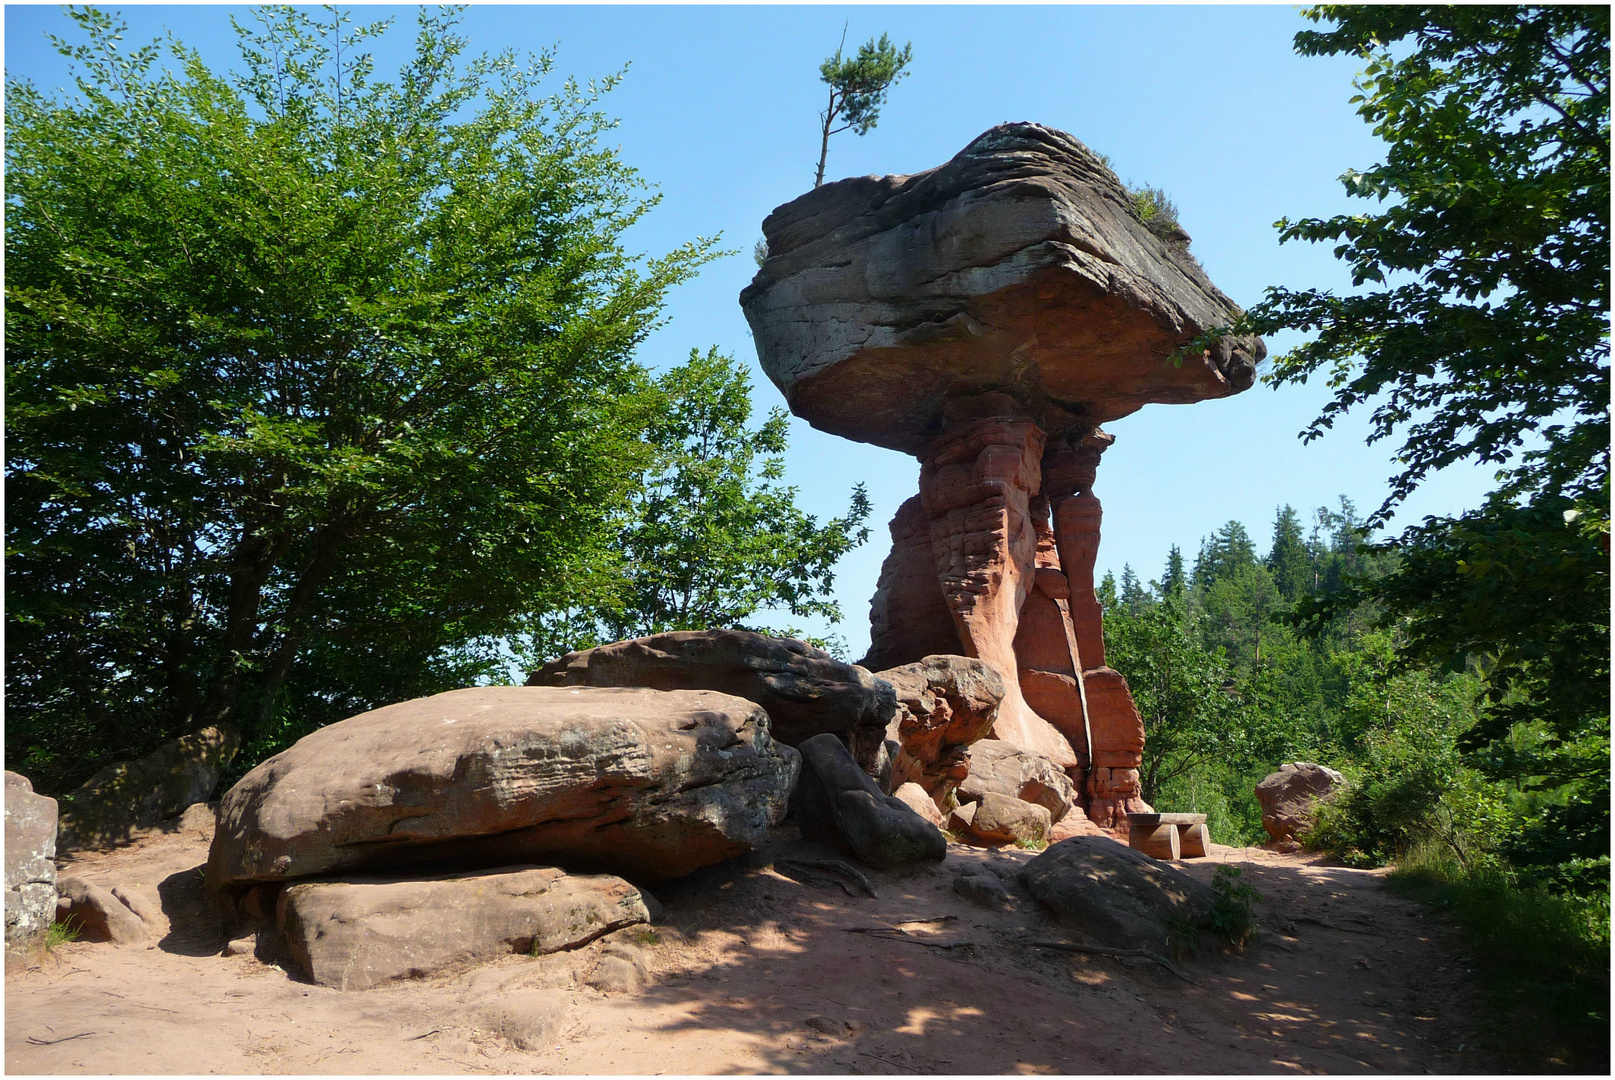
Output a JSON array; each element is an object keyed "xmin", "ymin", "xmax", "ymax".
[
  {"xmin": 208, "ymin": 686, "xmax": 799, "ymax": 889},
  {"xmin": 742, "ymin": 122, "xmax": 1263, "ymax": 454},
  {"xmin": 530, "ymin": 629, "xmax": 896, "ymax": 753},
  {"xmin": 1256, "ymin": 762, "xmax": 1346, "ymax": 843},
  {"xmin": 792, "ymin": 733, "xmax": 947, "ymax": 869},
  {"xmin": 277, "ymin": 865, "xmax": 648, "ymax": 991},
  {"xmin": 1019, "ymin": 836, "xmax": 1216, "ymax": 950},
  {"xmin": 58, "ymin": 726, "xmax": 237, "ymax": 851},
  {"xmin": 4, "ymin": 771, "xmax": 58, "ymax": 949}
]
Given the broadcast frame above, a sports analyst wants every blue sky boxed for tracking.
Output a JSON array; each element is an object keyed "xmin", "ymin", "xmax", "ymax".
[{"xmin": 5, "ymin": 5, "xmax": 1501, "ymax": 659}]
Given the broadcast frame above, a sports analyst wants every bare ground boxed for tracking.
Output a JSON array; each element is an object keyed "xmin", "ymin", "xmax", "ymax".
[{"xmin": 5, "ymin": 819, "xmax": 1504, "ymax": 1075}]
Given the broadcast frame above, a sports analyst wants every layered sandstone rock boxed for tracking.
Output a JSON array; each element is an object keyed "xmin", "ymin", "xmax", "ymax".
[
  {"xmin": 866, "ymin": 654, "xmax": 1004, "ymax": 807},
  {"xmin": 57, "ymin": 726, "xmax": 238, "ymax": 851},
  {"xmin": 958, "ymin": 740, "xmax": 1076, "ymax": 824},
  {"xmin": 741, "ymin": 122, "xmax": 1263, "ymax": 454},
  {"xmin": 1020, "ymin": 836, "xmax": 1217, "ymax": 949},
  {"xmin": 530, "ymin": 629, "xmax": 895, "ymax": 754},
  {"xmin": 792, "ymin": 733, "xmax": 947, "ymax": 869},
  {"xmin": 743, "ymin": 122, "xmax": 1259, "ymax": 835},
  {"xmin": 208, "ymin": 686, "xmax": 799, "ymax": 889},
  {"xmin": 276, "ymin": 865, "xmax": 648, "ymax": 991}
]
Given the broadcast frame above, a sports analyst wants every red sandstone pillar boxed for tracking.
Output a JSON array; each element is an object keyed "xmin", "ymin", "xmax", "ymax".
[
  {"xmin": 1040, "ymin": 429, "xmax": 1152, "ymax": 833},
  {"xmin": 916, "ymin": 398, "xmax": 1077, "ymax": 767}
]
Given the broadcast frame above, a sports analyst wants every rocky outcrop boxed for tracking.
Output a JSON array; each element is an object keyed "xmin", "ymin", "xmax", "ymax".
[
  {"xmin": 1020, "ymin": 836, "xmax": 1217, "ymax": 949},
  {"xmin": 741, "ymin": 122, "xmax": 1263, "ymax": 455},
  {"xmin": 1256, "ymin": 763, "xmax": 1347, "ymax": 847},
  {"xmin": 56, "ymin": 876, "xmax": 149, "ymax": 945},
  {"xmin": 743, "ymin": 123, "xmax": 1261, "ymax": 837},
  {"xmin": 208, "ymin": 686, "xmax": 799, "ymax": 889},
  {"xmin": 959, "ymin": 740, "xmax": 1076, "ymax": 823},
  {"xmin": 792, "ymin": 733, "xmax": 947, "ymax": 869},
  {"xmin": 277, "ymin": 865, "xmax": 648, "ymax": 991},
  {"xmin": 4, "ymin": 771, "xmax": 58, "ymax": 950},
  {"xmin": 865, "ymin": 655, "xmax": 1004, "ymax": 806},
  {"xmin": 530, "ymin": 629, "xmax": 895, "ymax": 754},
  {"xmin": 57, "ymin": 726, "xmax": 238, "ymax": 851}
]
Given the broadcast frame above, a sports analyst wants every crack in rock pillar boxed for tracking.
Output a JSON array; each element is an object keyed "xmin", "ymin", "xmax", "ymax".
[
  {"xmin": 1043, "ymin": 430, "xmax": 1152, "ymax": 832},
  {"xmin": 917, "ymin": 404, "xmax": 1077, "ymax": 768}
]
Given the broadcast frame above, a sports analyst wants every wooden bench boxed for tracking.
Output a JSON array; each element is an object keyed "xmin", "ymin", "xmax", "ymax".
[{"xmin": 1126, "ymin": 812, "xmax": 1209, "ymax": 860}]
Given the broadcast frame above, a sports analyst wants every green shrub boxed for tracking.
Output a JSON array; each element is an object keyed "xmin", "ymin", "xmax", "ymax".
[{"xmin": 1208, "ymin": 864, "xmax": 1260, "ymax": 949}]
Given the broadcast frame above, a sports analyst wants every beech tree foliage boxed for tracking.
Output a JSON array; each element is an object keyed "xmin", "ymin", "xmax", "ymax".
[
  {"xmin": 518, "ymin": 348, "xmax": 871, "ymax": 661},
  {"xmin": 1246, "ymin": 6, "xmax": 1609, "ymax": 894},
  {"xmin": 5, "ymin": 8, "xmax": 717, "ymax": 789}
]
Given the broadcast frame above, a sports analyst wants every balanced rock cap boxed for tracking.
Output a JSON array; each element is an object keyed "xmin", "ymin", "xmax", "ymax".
[{"xmin": 741, "ymin": 122, "xmax": 1265, "ymax": 455}]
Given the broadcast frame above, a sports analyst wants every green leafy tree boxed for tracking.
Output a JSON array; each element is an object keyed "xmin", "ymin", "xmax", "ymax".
[
  {"xmin": 1248, "ymin": 6, "xmax": 1609, "ymax": 896},
  {"xmin": 813, "ymin": 28, "xmax": 913, "ymax": 188},
  {"xmin": 1105, "ymin": 598, "xmax": 1284, "ymax": 808},
  {"xmin": 519, "ymin": 348, "xmax": 871, "ymax": 661},
  {"xmin": 5, "ymin": 8, "xmax": 716, "ymax": 790}
]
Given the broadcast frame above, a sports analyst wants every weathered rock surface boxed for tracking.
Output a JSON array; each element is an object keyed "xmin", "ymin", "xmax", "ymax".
[
  {"xmin": 586, "ymin": 941, "xmax": 649, "ymax": 994},
  {"xmin": 1256, "ymin": 762, "xmax": 1347, "ymax": 844},
  {"xmin": 208, "ymin": 686, "xmax": 799, "ymax": 889},
  {"xmin": 483, "ymin": 990, "xmax": 571, "ymax": 1050},
  {"xmin": 866, "ymin": 655, "xmax": 1004, "ymax": 803},
  {"xmin": 964, "ymin": 792, "xmax": 1051, "ymax": 846},
  {"xmin": 4, "ymin": 771, "xmax": 58, "ymax": 949},
  {"xmin": 56, "ymin": 876, "xmax": 149, "ymax": 945},
  {"xmin": 792, "ymin": 733, "xmax": 947, "ymax": 869},
  {"xmin": 742, "ymin": 122, "xmax": 1263, "ymax": 454},
  {"xmin": 953, "ymin": 866, "xmax": 1016, "ymax": 910},
  {"xmin": 959, "ymin": 739, "xmax": 1076, "ymax": 823},
  {"xmin": 276, "ymin": 865, "xmax": 648, "ymax": 991},
  {"xmin": 57, "ymin": 726, "xmax": 238, "ymax": 851},
  {"xmin": 1020, "ymin": 836, "xmax": 1217, "ymax": 949},
  {"xmin": 862, "ymin": 498, "xmax": 962, "ymax": 673},
  {"xmin": 917, "ymin": 406, "xmax": 1076, "ymax": 766},
  {"xmin": 891, "ymin": 782, "xmax": 945, "ymax": 827},
  {"xmin": 530, "ymin": 629, "xmax": 896, "ymax": 755}
]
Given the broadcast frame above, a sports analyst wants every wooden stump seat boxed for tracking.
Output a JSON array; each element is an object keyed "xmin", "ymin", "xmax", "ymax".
[{"xmin": 1126, "ymin": 812, "xmax": 1209, "ymax": 860}]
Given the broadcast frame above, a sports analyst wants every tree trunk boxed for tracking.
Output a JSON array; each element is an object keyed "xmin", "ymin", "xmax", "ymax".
[{"xmin": 814, "ymin": 89, "xmax": 838, "ymax": 188}]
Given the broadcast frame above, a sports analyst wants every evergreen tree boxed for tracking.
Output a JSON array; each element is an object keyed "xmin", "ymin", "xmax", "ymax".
[
  {"xmin": 1118, "ymin": 564, "xmax": 1149, "ymax": 612},
  {"xmin": 1161, "ymin": 544, "xmax": 1187, "ymax": 599},
  {"xmin": 1267, "ymin": 505, "xmax": 1311, "ymax": 600}
]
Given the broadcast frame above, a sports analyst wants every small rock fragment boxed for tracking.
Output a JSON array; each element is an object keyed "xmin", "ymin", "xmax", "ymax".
[
  {"xmin": 954, "ymin": 872, "xmax": 1015, "ymax": 911},
  {"xmin": 584, "ymin": 955, "xmax": 642, "ymax": 995},
  {"xmin": 224, "ymin": 934, "xmax": 256, "ymax": 957},
  {"xmin": 484, "ymin": 989, "xmax": 570, "ymax": 1050}
]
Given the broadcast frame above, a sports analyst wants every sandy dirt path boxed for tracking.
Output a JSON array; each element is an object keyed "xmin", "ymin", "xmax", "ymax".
[{"xmin": 6, "ymin": 821, "xmax": 1501, "ymax": 1074}]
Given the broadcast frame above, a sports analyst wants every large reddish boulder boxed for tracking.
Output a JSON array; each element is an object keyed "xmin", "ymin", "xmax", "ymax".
[
  {"xmin": 529, "ymin": 629, "xmax": 895, "ymax": 753},
  {"xmin": 1256, "ymin": 762, "xmax": 1347, "ymax": 846},
  {"xmin": 208, "ymin": 686, "xmax": 798, "ymax": 889},
  {"xmin": 57, "ymin": 726, "xmax": 238, "ymax": 851},
  {"xmin": 865, "ymin": 654, "xmax": 1004, "ymax": 807},
  {"xmin": 959, "ymin": 739, "xmax": 1076, "ymax": 823}
]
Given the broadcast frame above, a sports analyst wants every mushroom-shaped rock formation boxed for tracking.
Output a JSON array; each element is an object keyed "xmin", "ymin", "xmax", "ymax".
[
  {"xmin": 742, "ymin": 123, "xmax": 1263, "ymax": 835},
  {"xmin": 741, "ymin": 122, "xmax": 1262, "ymax": 455}
]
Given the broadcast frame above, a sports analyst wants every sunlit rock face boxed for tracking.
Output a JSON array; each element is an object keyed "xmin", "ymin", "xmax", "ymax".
[
  {"xmin": 741, "ymin": 121, "xmax": 1262, "ymax": 456},
  {"xmin": 743, "ymin": 123, "xmax": 1262, "ymax": 835}
]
